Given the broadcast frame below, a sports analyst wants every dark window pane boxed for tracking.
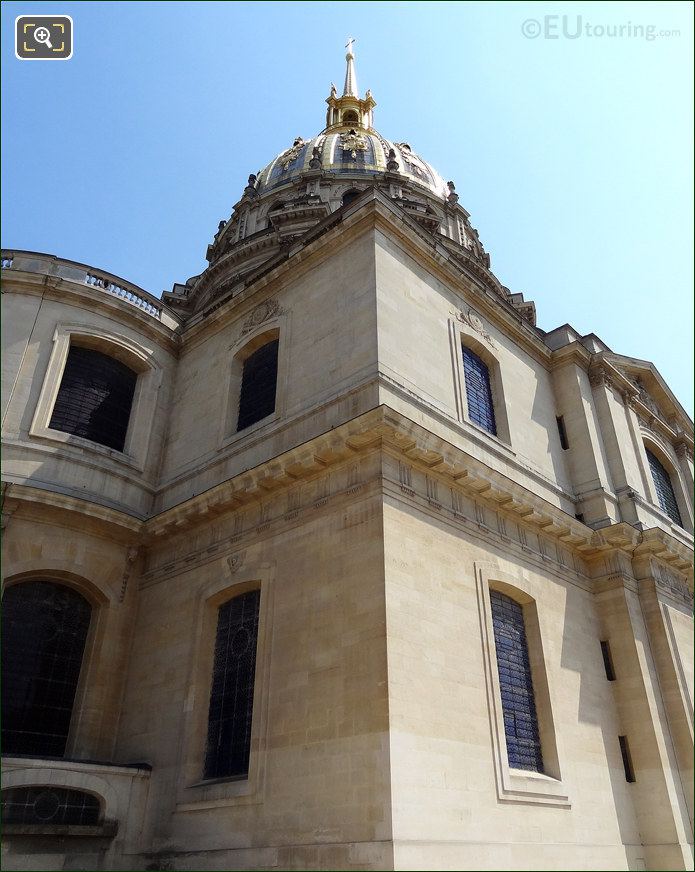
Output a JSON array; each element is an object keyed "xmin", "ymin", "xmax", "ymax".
[
  {"xmin": 618, "ymin": 735, "xmax": 636, "ymax": 782},
  {"xmin": 463, "ymin": 346, "xmax": 496, "ymax": 435},
  {"xmin": 342, "ymin": 190, "xmax": 360, "ymax": 208},
  {"xmin": 204, "ymin": 589, "xmax": 261, "ymax": 780},
  {"xmin": 490, "ymin": 590, "xmax": 543, "ymax": 773},
  {"xmin": 1, "ymin": 787, "xmax": 100, "ymax": 826},
  {"xmin": 1, "ymin": 582, "xmax": 91, "ymax": 757},
  {"xmin": 646, "ymin": 448, "xmax": 682, "ymax": 526},
  {"xmin": 237, "ymin": 339, "xmax": 279, "ymax": 432},
  {"xmin": 49, "ymin": 346, "xmax": 137, "ymax": 452}
]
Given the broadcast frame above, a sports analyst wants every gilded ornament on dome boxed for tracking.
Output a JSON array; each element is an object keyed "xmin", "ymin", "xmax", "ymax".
[{"xmin": 339, "ymin": 130, "xmax": 367, "ymax": 159}]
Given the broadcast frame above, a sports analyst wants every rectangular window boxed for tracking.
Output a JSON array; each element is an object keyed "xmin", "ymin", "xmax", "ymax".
[
  {"xmin": 600, "ymin": 640, "xmax": 616, "ymax": 681},
  {"xmin": 556, "ymin": 416, "xmax": 569, "ymax": 450},
  {"xmin": 490, "ymin": 590, "xmax": 543, "ymax": 772},
  {"xmin": 618, "ymin": 735, "xmax": 636, "ymax": 782},
  {"xmin": 49, "ymin": 346, "xmax": 137, "ymax": 452},
  {"xmin": 462, "ymin": 345, "xmax": 497, "ymax": 436},
  {"xmin": 237, "ymin": 339, "xmax": 279, "ymax": 432},
  {"xmin": 204, "ymin": 589, "xmax": 261, "ymax": 780}
]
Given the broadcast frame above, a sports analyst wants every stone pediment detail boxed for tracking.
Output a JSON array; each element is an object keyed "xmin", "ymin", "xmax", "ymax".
[
  {"xmin": 240, "ymin": 298, "xmax": 283, "ymax": 336},
  {"xmin": 454, "ymin": 307, "xmax": 494, "ymax": 347}
]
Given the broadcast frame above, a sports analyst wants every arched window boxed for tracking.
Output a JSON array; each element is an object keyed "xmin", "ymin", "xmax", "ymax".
[
  {"xmin": 204, "ymin": 589, "xmax": 261, "ymax": 780},
  {"xmin": 490, "ymin": 590, "xmax": 543, "ymax": 773},
  {"xmin": 237, "ymin": 338, "xmax": 279, "ymax": 432},
  {"xmin": 49, "ymin": 345, "xmax": 137, "ymax": 451},
  {"xmin": 462, "ymin": 345, "xmax": 496, "ymax": 435},
  {"xmin": 2, "ymin": 787, "xmax": 101, "ymax": 826},
  {"xmin": 1, "ymin": 581, "xmax": 92, "ymax": 757},
  {"xmin": 341, "ymin": 189, "xmax": 360, "ymax": 208},
  {"xmin": 646, "ymin": 447, "xmax": 683, "ymax": 526},
  {"xmin": 342, "ymin": 110, "xmax": 359, "ymax": 126}
]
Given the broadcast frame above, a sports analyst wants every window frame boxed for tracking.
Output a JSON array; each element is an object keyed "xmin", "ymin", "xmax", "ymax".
[
  {"xmin": 643, "ymin": 442, "xmax": 687, "ymax": 529},
  {"xmin": 203, "ymin": 588, "xmax": 261, "ymax": 781},
  {"xmin": 475, "ymin": 563, "xmax": 570, "ymax": 807},
  {"xmin": 1, "ymin": 573, "xmax": 108, "ymax": 761},
  {"xmin": 29, "ymin": 324, "xmax": 162, "ymax": 471},
  {"xmin": 1, "ymin": 581, "xmax": 93, "ymax": 758},
  {"xmin": 450, "ymin": 323, "xmax": 511, "ymax": 446},
  {"xmin": 175, "ymin": 561, "xmax": 274, "ymax": 811},
  {"xmin": 218, "ymin": 312, "xmax": 288, "ymax": 449}
]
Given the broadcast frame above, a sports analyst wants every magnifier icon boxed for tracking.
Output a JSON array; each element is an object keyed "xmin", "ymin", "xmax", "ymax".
[{"xmin": 34, "ymin": 26, "xmax": 53, "ymax": 49}]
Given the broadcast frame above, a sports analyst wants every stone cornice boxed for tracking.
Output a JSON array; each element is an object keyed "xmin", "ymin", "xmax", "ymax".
[
  {"xmin": 547, "ymin": 341, "xmax": 593, "ymax": 372},
  {"xmin": 141, "ymin": 407, "xmax": 692, "ymax": 593},
  {"xmin": 177, "ymin": 193, "xmax": 553, "ymax": 367},
  {"xmin": 2, "ymin": 269, "xmax": 181, "ymax": 356},
  {"xmin": 142, "ymin": 407, "xmax": 601, "ymax": 561},
  {"xmin": 2, "ymin": 483, "xmax": 143, "ymax": 538}
]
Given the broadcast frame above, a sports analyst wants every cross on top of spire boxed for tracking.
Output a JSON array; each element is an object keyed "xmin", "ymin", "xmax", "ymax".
[
  {"xmin": 324, "ymin": 40, "xmax": 376, "ymax": 132},
  {"xmin": 343, "ymin": 37, "xmax": 358, "ymax": 97}
]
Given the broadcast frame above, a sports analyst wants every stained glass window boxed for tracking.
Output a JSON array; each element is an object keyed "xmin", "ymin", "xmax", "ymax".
[
  {"xmin": 49, "ymin": 345, "xmax": 137, "ymax": 452},
  {"xmin": 2, "ymin": 787, "xmax": 100, "ymax": 826},
  {"xmin": 463, "ymin": 346, "xmax": 496, "ymax": 435},
  {"xmin": 490, "ymin": 590, "xmax": 543, "ymax": 773},
  {"xmin": 1, "ymin": 581, "xmax": 92, "ymax": 757},
  {"xmin": 204, "ymin": 589, "xmax": 261, "ymax": 780},
  {"xmin": 645, "ymin": 448, "xmax": 682, "ymax": 526},
  {"xmin": 237, "ymin": 339, "xmax": 279, "ymax": 432}
]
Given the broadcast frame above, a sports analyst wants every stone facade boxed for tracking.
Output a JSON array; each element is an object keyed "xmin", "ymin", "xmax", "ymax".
[{"xmin": 1, "ymin": 48, "xmax": 693, "ymax": 872}]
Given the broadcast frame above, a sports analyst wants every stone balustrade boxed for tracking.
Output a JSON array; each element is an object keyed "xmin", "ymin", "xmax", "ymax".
[{"xmin": 1, "ymin": 249, "xmax": 179, "ymax": 330}]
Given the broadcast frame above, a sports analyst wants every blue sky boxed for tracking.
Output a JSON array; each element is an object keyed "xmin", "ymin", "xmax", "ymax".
[{"xmin": 2, "ymin": 1, "xmax": 693, "ymax": 414}]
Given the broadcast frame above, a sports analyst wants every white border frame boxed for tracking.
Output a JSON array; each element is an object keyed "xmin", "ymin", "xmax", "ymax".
[{"xmin": 475, "ymin": 561, "xmax": 571, "ymax": 807}]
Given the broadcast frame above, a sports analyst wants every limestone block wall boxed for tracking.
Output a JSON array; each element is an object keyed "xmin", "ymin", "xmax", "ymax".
[
  {"xmin": 115, "ymin": 476, "xmax": 393, "ymax": 870},
  {"xmin": 1, "ymin": 504, "xmax": 141, "ymax": 761},
  {"xmin": 156, "ymin": 227, "xmax": 380, "ymax": 513},
  {"xmin": 2, "ymin": 269, "xmax": 178, "ymax": 519},
  {"xmin": 373, "ymin": 230, "xmax": 575, "ymax": 515},
  {"xmin": 1, "ymin": 758, "xmax": 150, "ymax": 872},
  {"xmin": 550, "ymin": 360, "xmax": 618, "ymax": 527},
  {"xmin": 380, "ymin": 496, "xmax": 647, "ymax": 871}
]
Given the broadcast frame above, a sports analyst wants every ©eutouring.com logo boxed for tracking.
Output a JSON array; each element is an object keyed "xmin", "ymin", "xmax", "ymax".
[
  {"xmin": 15, "ymin": 15, "xmax": 73, "ymax": 59},
  {"xmin": 521, "ymin": 16, "xmax": 680, "ymax": 41}
]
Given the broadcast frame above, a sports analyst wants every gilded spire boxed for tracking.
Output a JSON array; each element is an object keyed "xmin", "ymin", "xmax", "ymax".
[{"xmin": 343, "ymin": 37, "xmax": 358, "ymax": 97}]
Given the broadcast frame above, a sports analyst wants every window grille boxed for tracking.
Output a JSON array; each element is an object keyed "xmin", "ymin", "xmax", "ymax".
[
  {"xmin": 2, "ymin": 787, "xmax": 100, "ymax": 826},
  {"xmin": 463, "ymin": 346, "xmax": 496, "ymax": 435},
  {"xmin": 1, "ymin": 582, "xmax": 91, "ymax": 757},
  {"xmin": 204, "ymin": 589, "xmax": 261, "ymax": 780},
  {"xmin": 49, "ymin": 346, "xmax": 137, "ymax": 452},
  {"xmin": 645, "ymin": 448, "xmax": 682, "ymax": 526},
  {"xmin": 490, "ymin": 590, "xmax": 543, "ymax": 772},
  {"xmin": 237, "ymin": 339, "xmax": 279, "ymax": 432}
]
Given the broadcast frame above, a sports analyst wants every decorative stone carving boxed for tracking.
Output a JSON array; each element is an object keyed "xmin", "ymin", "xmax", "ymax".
[
  {"xmin": 454, "ymin": 307, "xmax": 495, "ymax": 347},
  {"xmin": 227, "ymin": 550, "xmax": 245, "ymax": 574},
  {"xmin": 119, "ymin": 547, "xmax": 140, "ymax": 603},
  {"xmin": 589, "ymin": 368, "xmax": 610, "ymax": 389},
  {"xmin": 309, "ymin": 146, "xmax": 322, "ymax": 169},
  {"xmin": 339, "ymin": 129, "xmax": 367, "ymax": 159},
  {"xmin": 447, "ymin": 181, "xmax": 459, "ymax": 204},
  {"xmin": 386, "ymin": 148, "xmax": 400, "ymax": 172},
  {"xmin": 279, "ymin": 137, "xmax": 306, "ymax": 170},
  {"xmin": 654, "ymin": 563, "xmax": 694, "ymax": 609},
  {"xmin": 240, "ymin": 299, "xmax": 282, "ymax": 335},
  {"xmin": 243, "ymin": 174, "xmax": 258, "ymax": 199},
  {"xmin": 675, "ymin": 441, "xmax": 694, "ymax": 461}
]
